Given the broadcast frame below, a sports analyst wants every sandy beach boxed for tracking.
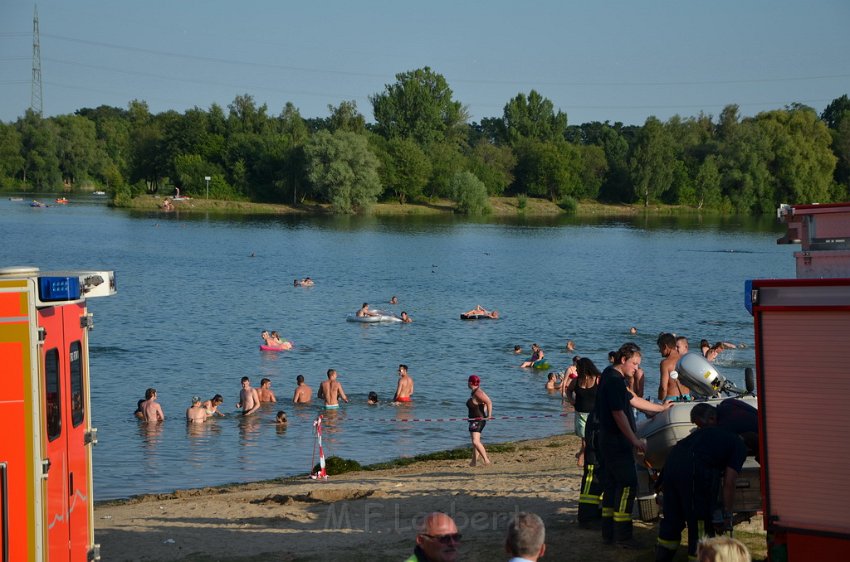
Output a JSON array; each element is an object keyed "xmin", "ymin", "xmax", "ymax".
[{"xmin": 94, "ymin": 433, "xmax": 765, "ymax": 561}]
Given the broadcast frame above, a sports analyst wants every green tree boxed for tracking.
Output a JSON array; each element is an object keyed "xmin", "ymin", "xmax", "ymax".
[
  {"xmin": 822, "ymin": 95, "xmax": 850, "ymax": 193},
  {"xmin": 758, "ymin": 107, "xmax": 836, "ymax": 205},
  {"xmin": 0, "ymin": 122, "xmax": 25, "ymax": 184},
  {"xmin": 820, "ymin": 95, "xmax": 850, "ymax": 129},
  {"xmin": 276, "ymin": 102, "xmax": 310, "ymax": 203},
  {"xmin": 383, "ymin": 137, "xmax": 431, "ymax": 204},
  {"xmin": 227, "ymin": 94, "xmax": 269, "ymax": 135},
  {"xmin": 54, "ymin": 114, "xmax": 102, "ymax": 187},
  {"xmin": 425, "ymin": 141, "xmax": 466, "ymax": 198},
  {"xmin": 693, "ymin": 155, "xmax": 722, "ymax": 209},
  {"xmin": 304, "ymin": 130, "xmax": 382, "ymax": 213},
  {"xmin": 127, "ymin": 101, "xmax": 167, "ymax": 191},
  {"xmin": 17, "ymin": 109, "xmax": 60, "ymax": 190},
  {"xmin": 76, "ymin": 105, "xmax": 131, "ymax": 187},
  {"xmin": 514, "ymin": 138, "xmax": 581, "ymax": 201},
  {"xmin": 501, "ymin": 90, "xmax": 568, "ymax": 145},
  {"xmin": 370, "ymin": 67, "xmax": 468, "ymax": 146},
  {"xmin": 629, "ymin": 116, "xmax": 676, "ymax": 206},
  {"xmin": 831, "ymin": 114, "xmax": 850, "ymax": 196},
  {"xmin": 575, "ymin": 144, "xmax": 608, "ymax": 200},
  {"xmin": 450, "ymin": 171, "xmax": 490, "ymax": 215},
  {"xmin": 326, "ymin": 100, "xmax": 367, "ymax": 134},
  {"xmin": 719, "ymin": 119, "xmax": 774, "ymax": 213},
  {"xmin": 467, "ymin": 140, "xmax": 516, "ymax": 196}
]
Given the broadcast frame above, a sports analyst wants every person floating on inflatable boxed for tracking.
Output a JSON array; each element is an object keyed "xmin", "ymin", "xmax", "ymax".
[
  {"xmin": 460, "ymin": 305, "xmax": 499, "ymax": 320},
  {"xmin": 520, "ymin": 343, "xmax": 548, "ymax": 369},
  {"xmin": 261, "ymin": 330, "xmax": 292, "ymax": 350}
]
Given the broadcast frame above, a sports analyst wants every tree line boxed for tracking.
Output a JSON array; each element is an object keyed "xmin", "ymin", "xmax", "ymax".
[{"xmin": 1, "ymin": 66, "xmax": 848, "ymax": 214}]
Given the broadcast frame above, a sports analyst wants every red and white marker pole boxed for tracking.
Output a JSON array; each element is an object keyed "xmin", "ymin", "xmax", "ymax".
[{"xmin": 310, "ymin": 414, "xmax": 328, "ymax": 480}]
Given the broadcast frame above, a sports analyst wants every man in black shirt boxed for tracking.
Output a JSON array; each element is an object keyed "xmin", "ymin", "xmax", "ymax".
[
  {"xmin": 596, "ymin": 343, "xmax": 673, "ymax": 548},
  {"xmin": 654, "ymin": 403, "xmax": 748, "ymax": 561}
]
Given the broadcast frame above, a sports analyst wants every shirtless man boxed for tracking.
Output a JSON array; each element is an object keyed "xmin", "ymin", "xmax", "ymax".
[
  {"xmin": 393, "ymin": 364, "xmax": 414, "ymax": 403},
  {"xmin": 236, "ymin": 376, "xmax": 261, "ymax": 416},
  {"xmin": 657, "ymin": 332, "xmax": 690, "ymax": 402},
  {"xmin": 292, "ymin": 374, "xmax": 312, "ymax": 403},
  {"xmin": 186, "ymin": 396, "xmax": 206, "ymax": 423},
  {"xmin": 317, "ymin": 369, "xmax": 349, "ymax": 409},
  {"xmin": 400, "ymin": 311, "xmax": 413, "ymax": 323},
  {"xmin": 675, "ymin": 335, "xmax": 689, "ymax": 355},
  {"xmin": 257, "ymin": 378, "xmax": 277, "ymax": 403},
  {"xmin": 356, "ymin": 303, "xmax": 379, "ymax": 318},
  {"xmin": 140, "ymin": 388, "xmax": 165, "ymax": 422}
]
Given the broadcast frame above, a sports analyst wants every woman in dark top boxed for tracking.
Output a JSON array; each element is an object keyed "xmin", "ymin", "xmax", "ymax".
[
  {"xmin": 565, "ymin": 357, "xmax": 601, "ymax": 467},
  {"xmin": 466, "ymin": 375, "xmax": 493, "ymax": 466}
]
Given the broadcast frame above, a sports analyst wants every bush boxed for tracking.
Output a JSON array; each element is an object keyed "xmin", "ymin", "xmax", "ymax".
[
  {"xmin": 557, "ymin": 195, "xmax": 578, "ymax": 213},
  {"xmin": 450, "ymin": 171, "xmax": 491, "ymax": 216},
  {"xmin": 516, "ymin": 193, "xmax": 528, "ymax": 210},
  {"xmin": 313, "ymin": 456, "xmax": 362, "ymax": 476}
]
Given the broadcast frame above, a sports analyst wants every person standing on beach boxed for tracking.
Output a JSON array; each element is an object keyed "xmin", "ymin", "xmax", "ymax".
[
  {"xmin": 405, "ymin": 512, "xmax": 461, "ymax": 562},
  {"xmin": 393, "ymin": 364, "xmax": 414, "ymax": 402},
  {"xmin": 466, "ymin": 374, "xmax": 493, "ymax": 466},
  {"xmin": 236, "ymin": 376, "xmax": 260, "ymax": 416},
  {"xmin": 318, "ymin": 369, "xmax": 348, "ymax": 409},
  {"xmin": 292, "ymin": 374, "xmax": 312, "ymax": 403},
  {"xmin": 140, "ymin": 388, "xmax": 164, "ymax": 422},
  {"xmin": 505, "ymin": 511, "xmax": 546, "ymax": 562},
  {"xmin": 565, "ymin": 357, "xmax": 601, "ymax": 467},
  {"xmin": 596, "ymin": 342, "xmax": 673, "ymax": 548},
  {"xmin": 258, "ymin": 378, "xmax": 277, "ymax": 403}
]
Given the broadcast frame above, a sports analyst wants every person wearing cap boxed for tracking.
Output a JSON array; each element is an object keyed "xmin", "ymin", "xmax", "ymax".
[
  {"xmin": 466, "ymin": 375, "xmax": 493, "ymax": 466},
  {"xmin": 186, "ymin": 396, "xmax": 206, "ymax": 423}
]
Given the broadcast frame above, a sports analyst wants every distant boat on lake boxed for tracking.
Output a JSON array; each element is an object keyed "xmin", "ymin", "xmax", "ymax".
[{"xmin": 92, "ymin": 191, "xmax": 106, "ymax": 196}]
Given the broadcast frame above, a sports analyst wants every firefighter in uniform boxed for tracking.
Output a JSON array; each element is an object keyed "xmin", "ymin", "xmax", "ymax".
[
  {"xmin": 654, "ymin": 403, "xmax": 748, "ymax": 562},
  {"xmin": 596, "ymin": 343, "xmax": 673, "ymax": 548},
  {"xmin": 577, "ymin": 404, "xmax": 603, "ymax": 527}
]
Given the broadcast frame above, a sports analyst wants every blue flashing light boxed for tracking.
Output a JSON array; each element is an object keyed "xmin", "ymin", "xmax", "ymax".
[
  {"xmin": 38, "ymin": 276, "xmax": 81, "ymax": 302},
  {"xmin": 744, "ymin": 279, "xmax": 754, "ymax": 315}
]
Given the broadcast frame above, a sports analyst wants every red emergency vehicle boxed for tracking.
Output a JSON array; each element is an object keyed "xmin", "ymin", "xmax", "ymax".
[
  {"xmin": 0, "ymin": 266, "xmax": 115, "ymax": 561},
  {"xmin": 748, "ymin": 203, "xmax": 850, "ymax": 561}
]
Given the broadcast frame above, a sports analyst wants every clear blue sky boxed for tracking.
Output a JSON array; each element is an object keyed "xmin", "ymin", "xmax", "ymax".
[{"xmin": 2, "ymin": 0, "xmax": 849, "ymax": 126}]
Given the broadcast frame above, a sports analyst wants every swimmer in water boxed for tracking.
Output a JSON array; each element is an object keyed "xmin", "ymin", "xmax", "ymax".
[{"xmin": 393, "ymin": 364, "xmax": 414, "ymax": 403}]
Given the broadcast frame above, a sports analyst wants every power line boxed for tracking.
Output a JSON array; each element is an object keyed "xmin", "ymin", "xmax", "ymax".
[{"xmin": 40, "ymin": 32, "xmax": 850, "ymax": 89}]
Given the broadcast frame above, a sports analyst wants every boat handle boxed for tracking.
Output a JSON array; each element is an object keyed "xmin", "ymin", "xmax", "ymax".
[{"xmin": 1, "ymin": 462, "xmax": 8, "ymax": 562}]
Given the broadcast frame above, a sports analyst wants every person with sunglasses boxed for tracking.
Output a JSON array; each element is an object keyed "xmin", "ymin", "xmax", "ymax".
[{"xmin": 405, "ymin": 512, "xmax": 461, "ymax": 562}]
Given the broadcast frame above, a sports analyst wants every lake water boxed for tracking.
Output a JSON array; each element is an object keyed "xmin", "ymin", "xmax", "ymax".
[{"xmin": 0, "ymin": 197, "xmax": 793, "ymax": 500}]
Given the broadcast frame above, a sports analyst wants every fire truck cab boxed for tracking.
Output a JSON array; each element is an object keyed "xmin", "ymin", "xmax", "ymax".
[{"xmin": 0, "ymin": 266, "xmax": 115, "ymax": 562}]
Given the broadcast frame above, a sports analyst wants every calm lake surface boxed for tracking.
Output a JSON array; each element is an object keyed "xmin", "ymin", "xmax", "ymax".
[{"xmin": 0, "ymin": 197, "xmax": 793, "ymax": 500}]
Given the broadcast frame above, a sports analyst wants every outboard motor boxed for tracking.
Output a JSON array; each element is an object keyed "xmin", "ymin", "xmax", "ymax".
[{"xmin": 673, "ymin": 352, "xmax": 724, "ymax": 398}]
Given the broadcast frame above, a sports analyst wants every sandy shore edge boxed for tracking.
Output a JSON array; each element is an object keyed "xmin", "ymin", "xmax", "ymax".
[{"xmin": 94, "ymin": 433, "xmax": 765, "ymax": 561}]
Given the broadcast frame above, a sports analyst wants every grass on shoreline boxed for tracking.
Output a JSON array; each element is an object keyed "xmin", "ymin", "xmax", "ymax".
[
  {"xmin": 111, "ymin": 194, "xmax": 708, "ymax": 217},
  {"xmin": 92, "ymin": 438, "xmax": 552, "ymax": 508}
]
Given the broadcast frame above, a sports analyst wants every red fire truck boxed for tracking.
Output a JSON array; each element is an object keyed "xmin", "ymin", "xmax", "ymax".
[
  {"xmin": 747, "ymin": 202, "xmax": 850, "ymax": 560},
  {"xmin": 0, "ymin": 267, "xmax": 115, "ymax": 562}
]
